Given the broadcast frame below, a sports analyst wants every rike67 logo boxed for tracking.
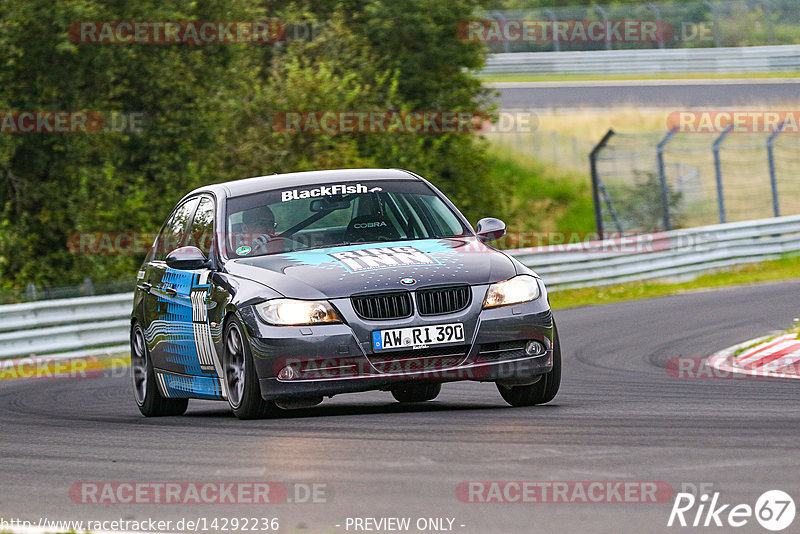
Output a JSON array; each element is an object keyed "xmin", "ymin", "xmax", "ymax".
[{"xmin": 668, "ymin": 489, "xmax": 795, "ymax": 531}]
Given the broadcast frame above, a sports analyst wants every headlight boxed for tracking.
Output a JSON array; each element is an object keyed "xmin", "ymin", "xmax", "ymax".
[
  {"xmin": 483, "ymin": 275, "xmax": 541, "ymax": 309},
  {"xmin": 255, "ymin": 299, "xmax": 341, "ymax": 326}
]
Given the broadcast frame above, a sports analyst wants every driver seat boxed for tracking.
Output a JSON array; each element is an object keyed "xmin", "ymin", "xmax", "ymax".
[{"xmin": 343, "ymin": 215, "xmax": 401, "ymax": 243}]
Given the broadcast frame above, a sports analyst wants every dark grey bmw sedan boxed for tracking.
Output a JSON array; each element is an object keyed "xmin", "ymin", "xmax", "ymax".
[{"xmin": 130, "ymin": 168, "xmax": 560, "ymax": 419}]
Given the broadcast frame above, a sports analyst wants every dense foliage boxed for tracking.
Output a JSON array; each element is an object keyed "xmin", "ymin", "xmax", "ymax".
[{"xmin": 0, "ymin": 0, "xmax": 506, "ymax": 289}]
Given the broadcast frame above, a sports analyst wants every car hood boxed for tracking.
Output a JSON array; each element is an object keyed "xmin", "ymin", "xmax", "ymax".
[{"xmin": 224, "ymin": 238, "xmax": 518, "ymax": 299}]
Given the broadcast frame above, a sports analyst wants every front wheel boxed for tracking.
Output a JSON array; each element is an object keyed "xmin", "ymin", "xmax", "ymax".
[
  {"xmin": 497, "ymin": 322, "xmax": 561, "ymax": 407},
  {"xmin": 391, "ymin": 383, "xmax": 441, "ymax": 403},
  {"xmin": 223, "ymin": 315, "xmax": 278, "ymax": 420},
  {"xmin": 130, "ymin": 323, "xmax": 188, "ymax": 417}
]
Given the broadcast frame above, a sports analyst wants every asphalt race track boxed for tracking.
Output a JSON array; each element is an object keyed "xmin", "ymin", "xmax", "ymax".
[
  {"xmin": 495, "ymin": 79, "xmax": 800, "ymax": 108},
  {"xmin": 2, "ymin": 280, "xmax": 800, "ymax": 533}
]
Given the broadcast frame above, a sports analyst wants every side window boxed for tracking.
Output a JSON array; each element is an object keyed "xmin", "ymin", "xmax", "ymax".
[
  {"xmin": 190, "ymin": 197, "xmax": 215, "ymax": 257},
  {"xmin": 155, "ymin": 198, "xmax": 199, "ymax": 261}
]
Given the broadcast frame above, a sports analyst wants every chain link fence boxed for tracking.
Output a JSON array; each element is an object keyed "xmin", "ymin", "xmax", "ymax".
[
  {"xmin": 483, "ymin": 0, "xmax": 800, "ymax": 52},
  {"xmin": 591, "ymin": 128, "xmax": 800, "ymax": 233},
  {"xmin": 485, "ymin": 129, "xmax": 594, "ymax": 174}
]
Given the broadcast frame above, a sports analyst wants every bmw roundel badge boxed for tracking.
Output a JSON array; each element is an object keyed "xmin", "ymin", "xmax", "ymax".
[{"xmin": 400, "ymin": 277, "xmax": 416, "ymax": 286}]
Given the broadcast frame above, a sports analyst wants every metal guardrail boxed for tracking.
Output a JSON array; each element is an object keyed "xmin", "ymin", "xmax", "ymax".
[
  {"xmin": 0, "ymin": 293, "xmax": 132, "ymax": 333},
  {"xmin": 482, "ymin": 45, "xmax": 800, "ymax": 75},
  {"xmin": 481, "ymin": 0, "xmax": 800, "ymax": 53},
  {"xmin": 1, "ymin": 214, "xmax": 799, "ymax": 360},
  {"xmin": 509, "ymin": 214, "xmax": 800, "ymax": 288},
  {"xmin": 0, "ymin": 294, "xmax": 132, "ymax": 360}
]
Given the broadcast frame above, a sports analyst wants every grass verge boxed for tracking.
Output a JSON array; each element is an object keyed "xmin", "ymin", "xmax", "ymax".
[
  {"xmin": 549, "ymin": 253, "xmax": 800, "ymax": 310},
  {"xmin": 534, "ymin": 107, "xmax": 672, "ymax": 141},
  {"xmin": 520, "ymin": 104, "xmax": 800, "ymax": 144},
  {"xmin": 486, "ymin": 143, "xmax": 595, "ymax": 244}
]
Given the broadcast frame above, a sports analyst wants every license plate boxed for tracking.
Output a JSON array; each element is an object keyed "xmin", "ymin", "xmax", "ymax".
[{"xmin": 372, "ymin": 323, "xmax": 464, "ymax": 350}]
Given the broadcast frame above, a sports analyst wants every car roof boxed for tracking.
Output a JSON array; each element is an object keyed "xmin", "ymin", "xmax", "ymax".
[{"xmin": 185, "ymin": 168, "xmax": 422, "ymax": 201}]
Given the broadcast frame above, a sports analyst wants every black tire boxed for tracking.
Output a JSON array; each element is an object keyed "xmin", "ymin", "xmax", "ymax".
[
  {"xmin": 223, "ymin": 315, "xmax": 277, "ymax": 420},
  {"xmin": 497, "ymin": 321, "xmax": 561, "ymax": 407},
  {"xmin": 391, "ymin": 383, "xmax": 441, "ymax": 403},
  {"xmin": 130, "ymin": 323, "xmax": 188, "ymax": 417}
]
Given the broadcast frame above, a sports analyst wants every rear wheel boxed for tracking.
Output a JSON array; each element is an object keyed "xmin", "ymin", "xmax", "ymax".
[
  {"xmin": 130, "ymin": 323, "xmax": 188, "ymax": 417},
  {"xmin": 223, "ymin": 315, "xmax": 277, "ymax": 420},
  {"xmin": 391, "ymin": 383, "xmax": 441, "ymax": 403},
  {"xmin": 497, "ymin": 322, "xmax": 561, "ymax": 407}
]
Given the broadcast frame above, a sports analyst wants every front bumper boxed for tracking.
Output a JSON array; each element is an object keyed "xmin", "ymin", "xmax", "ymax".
[{"xmin": 240, "ymin": 285, "xmax": 554, "ymax": 401}]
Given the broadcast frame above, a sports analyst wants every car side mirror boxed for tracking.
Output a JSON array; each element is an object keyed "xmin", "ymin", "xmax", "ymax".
[
  {"xmin": 476, "ymin": 217, "xmax": 507, "ymax": 243},
  {"xmin": 166, "ymin": 246, "xmax": 211, "ymax": 270}
]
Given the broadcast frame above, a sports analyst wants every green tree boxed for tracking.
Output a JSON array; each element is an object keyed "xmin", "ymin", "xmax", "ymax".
[
  {"xmin": 0, "ymin": 0, "xmax": 254, "ymax": 287},
  {"xmin": 0, "ymin": 0, "xmax": 504, "ymax": 291}
]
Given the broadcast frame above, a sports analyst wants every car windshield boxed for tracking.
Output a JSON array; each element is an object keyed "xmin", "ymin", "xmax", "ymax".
[{"xmin": 224, "ymin": 179, "xmax": 469, "ymax": 257}]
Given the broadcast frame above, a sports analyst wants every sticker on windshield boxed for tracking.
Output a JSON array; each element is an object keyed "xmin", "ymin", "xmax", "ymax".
[
  {"xmin": 281, "ymin": 183, "xmax": 382, "ymax": 202},
  {"xmin": 236, "ymin": 245, "xmax": 252, "ymax": 255},
  {"xmin": 329, "ymin": 246, "xmax": 438, "ymax": 272}
]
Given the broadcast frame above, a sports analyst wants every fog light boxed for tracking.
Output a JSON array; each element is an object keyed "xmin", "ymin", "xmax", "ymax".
[
  {"xmin": 277, "ymin": 366, "xmax": 296, "ymax": 380},
  {"xmin": 525, "ymin": 340, "xmax": 546, "ymax": 356}
]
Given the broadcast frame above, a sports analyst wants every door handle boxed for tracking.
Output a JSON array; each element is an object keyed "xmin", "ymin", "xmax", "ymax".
[{"xmin": 162, "ymin": 285, "xmax": 177, "ymax": 296}]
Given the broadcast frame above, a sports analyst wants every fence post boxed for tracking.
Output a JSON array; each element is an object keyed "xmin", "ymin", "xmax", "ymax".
[
  {"xmin": 593, "ymin": 5, "xmax": 612, "ymax": 50},
  {"xmin": 25, "ymin": 283, "xmax": 38, "ymax": 301},
  {"xmin": 589, "ymin": 129, "xmax": 616, "ymax": 236},
  {"xmin": 648, "ymin": 3, "xmax": 665, "ymax": 49},
  {"xmin": 543, "ymin": 9, "xmax": 560, "ymax": 52},
  {"xmin": 762, "ymin": 0, "xmax": 775, "ymax": 46},
  {"xmin": 712, "ymin": 124, "xmax": 733, "ymax": 224},
  {"xmin": 656, "ymin": 127, "xmax": 678, "ymax": 231},
  {"xmin": 82, "ymin": 277, "xmax": 95, "ymax": 296},
  {"xmin": 491, "ymin": 11, "xmax": 511, "ymax": 54},
  {"xmin": 704, "ymin": 1, "xmax": 721, "ymax": 48},
  {"xmin": 767, "ymin": 120, "xmax": 786, "ymax": 218}
]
